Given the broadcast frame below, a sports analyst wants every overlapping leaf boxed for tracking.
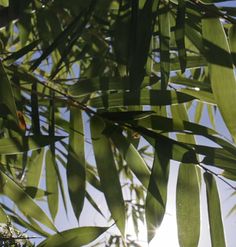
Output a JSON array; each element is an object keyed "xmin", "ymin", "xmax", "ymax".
[
  {"xmin": 204, "ymin": 173, "xmax": 226, "ymax": 247},
  {"xmin": 203, "ymin": 17, "xmax": 236, "ymax": 142},
  {"xmin": 90, "ymin": 116, "xmax": 126, "ymax": 235},
  {"xmin": 67, "ymin": 107, "xmax": 86, "ymax": 220},
  {"xmin": 0, "ymin": 169, "xmax": 57, "ymax": 232},
  {"xmin": 38, "ymin": 226, "xmax": 109, "ymax": 247}
]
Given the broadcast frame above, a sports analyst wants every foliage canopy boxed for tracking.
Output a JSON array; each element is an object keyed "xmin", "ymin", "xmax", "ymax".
[{"xmin": 0, "ymin": 0, "xmax": 236, "ymax": 246}]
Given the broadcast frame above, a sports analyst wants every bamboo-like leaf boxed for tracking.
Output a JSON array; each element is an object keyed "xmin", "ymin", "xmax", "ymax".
[
  {"xmin": 86, "ymin": 164, "xmax": 101, "ymax": 191},
  {"xmin": 129, "ymin": 0, "xmax": 155, "ymax": 90},
  {"xmin": 46, "ymin": 149, "xmax": 58, "ymax": 221},
  {"xmin": 5, "ymin": 40, "xmax": 40, "ymax": 63},
  {"xmin": 108, "ymin": 128, "xmax": 150, "ymax": 189},
  {"xmin": 159, "ymin": 3, "xmax": 170, "ymax": 89},
  {"xmin": 24, "ymin": 186, "xmax": 50, "ymax": 199},
  {"xmin": 38, "ymin": 226, "xmax": 109, "ymax": 247},
  {"xmin": 133, "ymin": 126, "xmax": 199, "ymax": 164},
  {"xmin": 146, "ymin": 149, "xmax": 169, "ymax": 242},
  {"xmin": 185, "ymin": 23, "xmax": 204, "ymax": 54},
  {"xmin": 229, "ymin": 24, "xmax": 236, "ymax": 66},
  {"xmin": 9, "ymin": 215, "xmax": 50, "ymax": 238},
  {"xmin": 207, "ymin": 105, "xmax": 216, "ymax": 129},
  {"xmin": 30, "ymin": 8, "xmax": 89, "ymax": 71},
  {"xmin": 68, "ymin": 76, "xmax": 159, "ymax": 98},
  {"xmin": 172, "ymin": 104, "xmax": 201, "ymax": 247},
  {"xmin": 170, "ymin": 76, "xmax": 211, "ymax": 90},
  {"xmin": 194, "ymin": 101, "xmax": 204, "ymax": 123},
  {"xmin": 26, "ymin": 149, "xmax": 44, "ymax": 188},
  {"xmin": 203, "ymin": 18, "xmax": 236, "ymax": 142},
  {"xmin": 137, "ymin": 114, "xmax": 236, "ymax": 157},
  {"xmin": 100, "ymin": 111, "xmax": 154, "ymax": 122},
  {"xmin": 0, "ymin": 169, "xmax": 57, "ymax": 232},
  {"xmin": 154, "ymin": 55, "xmax": 207, "ymax": 72},
  {"xmin": 89, "ymin": 90, "xmax": 195, "ymax": 109},
  {"xmin": 175, "ymin": 0, "xmax": 186, "ymax": 73},
  {"xmin": 90, "ymin": 116, "xmax": 126, "ymax": 235},
  {"xmin": 204, "ymin": 173, "xmax": 226, "ymax": 247},
  {"xmin": 179, "ymin": 88, "xmax": 215, "ymax": 104},
  {"xmin": 0, "ymin": 61, "xmax": 18, "ymax": 124},
  {"xmin": 0, "ymin": 205, "xmax": 8, "ymax": 223},
  {"xmin": 0, "ymin": 135, "xmax": 64, "ymax": 155},
  {"xmin": 176, "ymin": 163, "xmax": 200, "ymax": 247},
  {"xmin": 67, "ymin": 107, "xmax": 86, "ymax": 220}
]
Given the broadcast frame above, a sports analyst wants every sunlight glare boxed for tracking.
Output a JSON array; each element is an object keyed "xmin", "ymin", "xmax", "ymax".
[
  {"xmin": 149, "ymin": 213, "xmax": 179, "ymax": 247},
  {"xmin": 126, "ymin": 212, "xmax": 179, "ymax": 247}
]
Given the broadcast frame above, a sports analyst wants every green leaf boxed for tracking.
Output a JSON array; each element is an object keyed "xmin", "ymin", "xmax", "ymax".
[
  {"xmin": 100, "ymin": 111, "xmax": 154, "ymax": 122},
  {"xmin": 38, "ymin": 226, "xmax": 109, "ymax": 247},
  {"xmin": 202, "ymin": 18, "xmax": 236, "ymax": 142},
  {"xmin": 194, "ymin": 101, "xmax": 204, "ymax": 123},
  {"xmin": 9, "ymin": 215, "xmax": 50, "ymax": 238},
  {"xmin": 159, "ymin": 4, "xmax": 170, "ymax": 89},
  {"xmin": 129, "ymin": 0, "xmax": 155, "ymax": 90},
  {"xmin": 68, "ymin": 76, "xmax": 159, "ymax": 98},
  {"xmin": 5, "ymin": 40, "xmax": 40, "ymax": 63},
  {"xmin": 0, "ymin": 135, "xmax": 65, "ymax": 155},
  {"xmin": 26, "ymin": 149, "xmax": 45, "ymax": 188},
  {"xmin": 0, "ymin": 61, "xmax": 18, "ymax": 124},
  {"xmin": 146, "ymin": 149, "xmax": 169, "ymax": 242},
  {"xmin": 229, "ymin": 24, "xmax": 236, "ymax": 66},
  {"xmin": 154, "ymin": 55, "xmax": 207, "ymax": 72},
  {"xmin": 46, "ymin": 149, "xmax": 59, "ymax": 221},
  {"xmin": 204, "ymin": 173, "xmax": 226, "ymax": 247},
  {"xmin": 170, "ymin": 76, "xmax": 211, "ymax": 91},
  {"xmin": 176, "ymin": 164, "xmax": 200, "ymax": 247},
  {"xmin": 179, "ymin": 88, "xmax": 215, "ymax": 104},
  {"xmin": 67, "ymin": 107, "xmax": 86, "ymax": 220},
  {"xmin": 134, "ymin": 126, "xmax": 198, "ymax": 164},
  {"xmin": 0, "ymin": 0, "xmax": 9, "ymax": 7},
  {"xmin": 109, "ymin": 128, "xmax": 150, "ymax": 189},
  {"xmin": 175, "ymin": 0, "xmax": 186, "ymax": 73},
  {"xmin": 0, "ymin": 205, "xmax": 8, "ymax": 223},
  {"xmin": 90, "ymin": 116, "xmax": 126, "ymax": 235},
  {"xmin": 89, "ymin": 90, "xmax": 195, "ymax": 109},
  {"xmin": 24, "ymin": 186, "xmax": 50, "ymax": 199},
  {"xmin": 0, "ymin": 169, "xmax": 57, "ymax": 232}
]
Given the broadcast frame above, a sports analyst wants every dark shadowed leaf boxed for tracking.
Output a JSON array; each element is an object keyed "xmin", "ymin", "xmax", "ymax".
[
  {"xmin": 90, "ymin": 116, "xmax": 126, "ymax": 235},
  {"xmin": 0, "ymin": 61, "xmax": 18, "ymax": 124},
  {"xmin": 46, "ymin": 149, "xmax": 59, "ymax": 221},
  {"xmin": 109, "ymin": 128, "xmax": 150, "ymax": 189},
  {"xmin": 89, "ymin": 90, "xmax": 195, "ymax": 109},
  {"xmin": 67, "ymin": 107, "xmax": 86, "ymax": 220}
]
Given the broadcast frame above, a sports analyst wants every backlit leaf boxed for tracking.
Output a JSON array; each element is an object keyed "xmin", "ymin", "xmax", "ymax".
[
  {"xmin": 203, "ymin": 17, "xmax": 236, "ymax": 142},
  {"xmin": 38, "ymin": 226, "xmax": 109, "ymax": 247},
  {"xmin": 204, "ymin": 173, "xmax": 226, "ymax": 247},
  {"xmin": 0, "ymin": 169, "xmax": 57, "ymax": 232}
]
